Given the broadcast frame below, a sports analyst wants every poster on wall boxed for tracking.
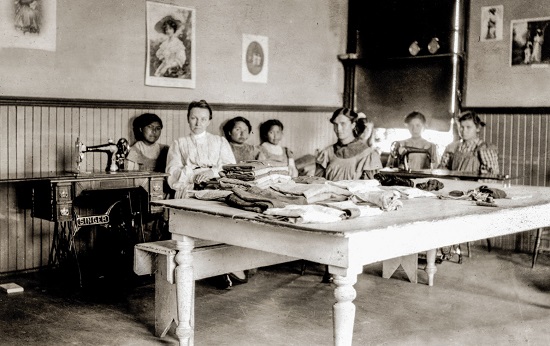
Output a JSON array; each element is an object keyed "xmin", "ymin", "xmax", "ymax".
[
  {"xmin": 242, "ymin": 34, "xmax": 268, "ymax": 83},
  {"xmin": 511, "ymin": 17, "xmax": 550, "ymax": 66},
  {"xmin": 480, "ymin": 5, "xmax": 503, "ymax": 42},
  {"xmin": 145, "ymin": 1, "xmax": 195, "ymax": 88},
  {"xmin": 0, "ymin": 0, "xmax": 57, "ymax": 51}
]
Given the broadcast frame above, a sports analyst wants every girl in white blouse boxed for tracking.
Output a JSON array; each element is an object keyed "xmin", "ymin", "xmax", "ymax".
[{"xmin": 166, "ymin": 100, "xmax": 236, "ymax": 199}]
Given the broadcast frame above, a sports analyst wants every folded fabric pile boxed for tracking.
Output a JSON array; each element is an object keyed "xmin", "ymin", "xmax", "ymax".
[
  {"xmin": 269, "ymin": 181, "xmax": 352, "ymax": 204},
  {"xmin": 263, "ymin": 204, "xmax": 348, "ymax": 223},
  {"xmin": 220, "ymin": 160, "xmax": 292, "ymax": 189},
  {"xmin": 225, "ymin": 186, "xmax": 307, "ymax": 213}
]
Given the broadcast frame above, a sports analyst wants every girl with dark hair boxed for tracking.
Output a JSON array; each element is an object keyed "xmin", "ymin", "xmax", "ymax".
[
  {"xmin": 126, "ymin": 113, "xmax": 169, "ymax": 172},
  {"xmin": 386, "ymin": 111, "xmax": 438, "ymax": 170},
  {"xmin": 257, "ymin": 119, "xmax": 298, "ymax": 177},
  {"xmin": 222, "ymin": 116, "xmax": 260, "ymax": 162},
  {"xmin": 439, "ymin": 111, "xmax": 500, "ymax": 174},
  {"xmin": 316, "ymin": 107, "xmax": 382, "ymax": 180}
]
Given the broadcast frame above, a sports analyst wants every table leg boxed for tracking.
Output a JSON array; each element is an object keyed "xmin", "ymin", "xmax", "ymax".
[
  {"xmin": 425, "ymin": 249, "xmax": 437, "ymax": 287},
  {"xmin": 48, "ymin": 221, "xmax": 61, "ymax": 267},
  {"xmin": 330, "ymin": 267, "xmax": 359, "ymax": 346},
  {"xmin": 174, "ymin": 235, "xmax": 195, "ymax": 346}
]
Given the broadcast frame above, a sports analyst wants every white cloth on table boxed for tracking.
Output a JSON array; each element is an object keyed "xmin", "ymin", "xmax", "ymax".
[
  {"xmin": 351, "ymin": 190, "xmax": 403, "ymax": 211},
  {"xmin": 327, "ymin": 179, "xmax": 381, "ymax": 194},
  {"xmin": 380, "ymin": 186, "xmax": 436, "ymax": 199},
  {"xmin": 263, "ymin": 204, "xmax": 346, "ymax": 224},
  {"xmin": 320, "ymin": 200, "xmax": 384, "ymax": 217}
]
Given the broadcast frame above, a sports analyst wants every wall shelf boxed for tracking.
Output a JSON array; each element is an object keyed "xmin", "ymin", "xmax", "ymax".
[{"xmin": 342, "ymin": 0, "xmax": 467, "ymax": 131}]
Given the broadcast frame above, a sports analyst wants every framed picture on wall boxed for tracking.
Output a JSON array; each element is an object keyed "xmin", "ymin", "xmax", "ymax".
[
  {"xmin": 480, "ymin": 5, "xmax": 503, "ymax": 42},
  {"xmin": 0, "ymin": 0, "xmax": 57, "ymax": 51},
  {"xmin": 511, "ymin": 17, "xmax": 550, "ymax": 66},
  {"xmin": 145, "ymin": 1, "xmax": 195, "ymax": 88},
  {"xmin": 242, "ymin": 34, "xmax": 268, "ymax": 83}
]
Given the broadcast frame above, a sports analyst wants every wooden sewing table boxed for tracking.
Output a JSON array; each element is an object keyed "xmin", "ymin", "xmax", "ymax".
[{"xmin": 153, "ymin": 178, "xmax": 550, "ymax": 345}]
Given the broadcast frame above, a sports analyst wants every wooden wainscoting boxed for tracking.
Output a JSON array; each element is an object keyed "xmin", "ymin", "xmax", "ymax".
[
  {"xmin": 0, "ymin": 102, "xmax": 336, "ymax": 273},
  {"xmin": 479, "ymin": 112, "xmax": 550, "ymax": 253}
]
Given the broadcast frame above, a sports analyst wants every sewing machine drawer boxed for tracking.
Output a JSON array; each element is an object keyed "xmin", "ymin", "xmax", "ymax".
[
  {"xmin": 56, "ymin": 203, "xmax": 73, "ymax": 222},
  {"xmin": 56, "ymin": 184, "xmax": 72, "ymax": 202},
  {"xmin": 32, "ymin": 182, "xmax": 74, "ymax": 222}
]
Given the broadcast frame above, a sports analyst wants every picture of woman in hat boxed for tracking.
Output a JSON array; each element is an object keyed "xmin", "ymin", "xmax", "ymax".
[
  {"xmin": 14, "ymin": 0, "xmax": 40, "ymax": 34},
  {"xmin": 153, "ymin": 16, "xmax": 187, "ymax": 77}
]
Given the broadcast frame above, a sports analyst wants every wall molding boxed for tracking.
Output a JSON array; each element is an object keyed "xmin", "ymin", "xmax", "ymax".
[
  {"xmin": 468, "ymin": 107, "xmax": 550, "ymax": 115},
  {"xmin": 0, "ymin": 96, "xmax": 338, "ymax": 113}
]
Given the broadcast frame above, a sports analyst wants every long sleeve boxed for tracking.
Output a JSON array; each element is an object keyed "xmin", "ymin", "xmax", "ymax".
[
  {"xmin": 165, "ymin": 139, "xmax": 194, "ymax": 197},
  {"xmin": 213, "ymin": 136, "xmax": 236, "ymax": 176},
  {"xmin": 165, "ymin": 134, "xmax": 236, "ymax": 199}
]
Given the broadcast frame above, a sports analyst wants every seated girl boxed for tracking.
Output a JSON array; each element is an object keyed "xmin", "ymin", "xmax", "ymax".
[
  {"xmin": 386, "ymin": 111, "xmax": 438, "ymax": 170},
  {"xmin": 257, "ymin": 119, "xmax": 299, "ymax": 177},
  {"xmin": 126, "ymin": 113, "xmax": 169, "ymax": 172},
  {"xmin": 316, "ymin": 108, "xmax": 382, "ymax": 181},
  {"xmin": 223, "ymin": 116, "xmax": 260, "ymax": 163},
  {"xmin": 439, "ymin": 111, "xmax": 500, "ymax": 174},
  {"xmin": 166, "ymin": 100, "xmax": 236, "ymax": 199}
]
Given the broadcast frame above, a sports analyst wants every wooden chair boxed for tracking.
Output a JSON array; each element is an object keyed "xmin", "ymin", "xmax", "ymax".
[{"xmin": 532, "ymin": 228, "xmax": 550, "ymax": 268}]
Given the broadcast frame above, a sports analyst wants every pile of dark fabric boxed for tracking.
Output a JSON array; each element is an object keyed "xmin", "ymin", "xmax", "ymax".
[
  {"xmin": 374, "ymin": 173, "xmax": 414, "ymax": 187},
  {"xmin": 441, "ymin": 185, "xmax": 507, "ymax": 206},
  {"xmin": 225, "ymin": 186, "xmax": 307, "ymax": 213},
  {"xmin": 477, "ymin": 185, "xmax": 507, "ymax": 199},
  {"xmin": 416, "ymin": 179, "xmax": 444, "ymax": 191}
]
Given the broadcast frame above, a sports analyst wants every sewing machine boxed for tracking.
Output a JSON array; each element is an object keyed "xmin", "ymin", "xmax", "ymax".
[
  {"xmin": 388, "ymin": 141, "xmax": 432, "ymax": 172},
  {"xmin": 75, "ymin": 137, "xmax": 130, "ymax": 173}
]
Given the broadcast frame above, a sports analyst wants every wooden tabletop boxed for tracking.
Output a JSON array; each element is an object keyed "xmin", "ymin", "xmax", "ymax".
[{"xmin": 0, "ymin": 170, "xmax": 168, "ymax": 183}]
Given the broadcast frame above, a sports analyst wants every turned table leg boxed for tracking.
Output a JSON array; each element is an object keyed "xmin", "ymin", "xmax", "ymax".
[
  {"xmin": 174, "ymin": 235, "xmax": 195, "ymax": 346},
  {"xmin": 425, "ymin": 248, "xmax": 438, "ymax": 287},
  {"xmin": 330, "ymin": 266, "xmax": 361, "ymax": 346}
]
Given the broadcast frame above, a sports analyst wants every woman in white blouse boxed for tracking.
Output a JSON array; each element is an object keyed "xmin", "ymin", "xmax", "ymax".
[{"xmin": 166, "ymin": 100, "xmax": 236, "ymax": 199}]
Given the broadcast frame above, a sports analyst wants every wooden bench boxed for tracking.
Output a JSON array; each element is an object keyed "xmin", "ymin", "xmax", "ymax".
[{"xmin": 134, "ymin": 240, "xmax": 295, "ymax": 337}]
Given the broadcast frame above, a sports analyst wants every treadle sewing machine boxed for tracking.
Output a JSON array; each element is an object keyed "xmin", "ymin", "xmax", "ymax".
[
  {"xmin": 387, "ymin": 141, "xmax": 433, "ymax": 172},
  {"xmin": 19, "ymin": 137, "xmax": 170, "ymax": 286},
  {"xmin": 75, "ymin": 137, "xmax": 130, "ymax": 173}
]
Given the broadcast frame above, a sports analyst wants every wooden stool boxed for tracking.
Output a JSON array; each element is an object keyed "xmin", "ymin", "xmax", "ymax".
[
  {"xmin": 532, "ymin": 228, "xmax": 550, "ymax": 268},
  {"xmin": 134, "ymin": 240, "xmax": 294, "ymax": 337}
]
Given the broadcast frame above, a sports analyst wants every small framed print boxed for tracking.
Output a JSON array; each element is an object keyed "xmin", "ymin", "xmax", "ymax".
[
  {"xmin": 242, "ymin": 34, "xmax": 268, "ymax": 83},
  {"xmin": 481, "ymin": 5, "xmax": 503, "ymax": 42}
]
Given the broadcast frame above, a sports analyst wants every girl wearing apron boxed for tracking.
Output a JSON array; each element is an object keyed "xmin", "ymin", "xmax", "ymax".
[
  {"xmin": 316, "ymin": 108, "xmax": 382, "ymax": 181},
  {"xmin": 439, "ymin": 111, "xmax": 499, "ymax": 174}
]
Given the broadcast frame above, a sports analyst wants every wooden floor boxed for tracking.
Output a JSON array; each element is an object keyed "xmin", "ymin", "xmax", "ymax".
[{"xmin": 1, "ymin": 247, "xmax": 550, "ymax": 345}]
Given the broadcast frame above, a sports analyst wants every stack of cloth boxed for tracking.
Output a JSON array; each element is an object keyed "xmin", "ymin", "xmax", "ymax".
[
  {"xmin": 219, "ymin": 160, "xmax": 292, "ymax": 189},
  {"xmin": 193, "ymin": 176, "xmax": 441, "ymax": 224}
]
